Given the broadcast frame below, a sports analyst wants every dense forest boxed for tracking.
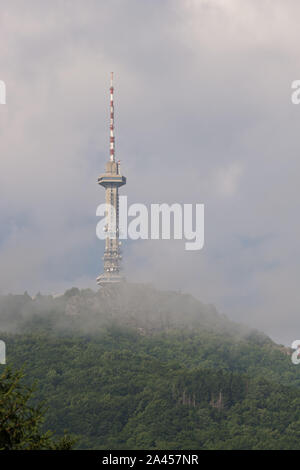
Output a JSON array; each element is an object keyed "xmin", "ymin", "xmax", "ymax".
[{"xmin": 0, "ymin": 284, "xmax": 299, "ymax": 449}]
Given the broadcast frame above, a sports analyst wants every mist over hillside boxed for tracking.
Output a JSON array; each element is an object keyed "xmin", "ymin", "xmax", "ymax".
[
  {"xmin": 0, "ymin": 283, "xmax": 268, "ymax": 342},
  {"xmin": 1, "ymin": 283, "xmax": 299, "ymax": 449}
]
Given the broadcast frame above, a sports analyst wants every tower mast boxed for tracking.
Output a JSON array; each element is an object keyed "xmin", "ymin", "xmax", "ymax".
[
  {"xmin": 97, "ymin": 74, "xmax": 126, "ymax": 286},
  {"xmin": 110, "ymin": 72, "xmax": 115, "ymax": 162}
]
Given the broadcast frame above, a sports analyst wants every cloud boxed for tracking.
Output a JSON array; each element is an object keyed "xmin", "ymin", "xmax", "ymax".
[
  {"xmin": 0, "ymin": 0, "xmax": 300, "ymax": 343},
  {"xmin": 213, "ymin": 162, "xmax": 243, "ymax": 197}
]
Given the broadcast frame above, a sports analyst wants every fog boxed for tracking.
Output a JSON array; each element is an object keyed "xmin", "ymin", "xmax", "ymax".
[
  {"xmin": 0, "ymin": 1, "xmax": 300, "ymax": 344},
  {"xmin": 0, "ymin": 285, "xmax": 265, "ymax": 346}
]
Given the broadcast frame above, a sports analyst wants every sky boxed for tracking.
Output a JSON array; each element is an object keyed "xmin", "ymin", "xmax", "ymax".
[{"xmin": 1, "ymin": 0, "xmax": 300, "ymax": 343}]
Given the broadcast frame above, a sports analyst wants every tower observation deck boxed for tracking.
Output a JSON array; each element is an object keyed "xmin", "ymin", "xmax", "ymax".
[{"xmin": 97, "ymin": 73, "xmax": 126, "ymax": 286}]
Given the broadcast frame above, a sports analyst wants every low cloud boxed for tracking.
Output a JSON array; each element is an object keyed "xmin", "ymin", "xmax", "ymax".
[{"xmin": 0, "ymin": 1, "xmax": 300, "ymax": 343}]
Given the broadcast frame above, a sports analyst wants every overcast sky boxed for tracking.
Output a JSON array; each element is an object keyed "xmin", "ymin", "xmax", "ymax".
[{"xmin": 1, "ymin": 0, "xmax": 300, "ymax": 343}]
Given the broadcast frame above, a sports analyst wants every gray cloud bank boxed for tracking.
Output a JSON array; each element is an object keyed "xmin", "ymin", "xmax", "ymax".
[{"xmin": 0, "ymin": 0, "xmax": 300, "ymax": 343}]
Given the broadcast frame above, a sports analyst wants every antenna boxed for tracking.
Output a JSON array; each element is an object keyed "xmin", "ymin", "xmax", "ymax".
[
  {"xmin": 110, "ymin": 72, "xmax": 115, "ymax": 162},
  {"xmin": 97, "ymin": 73, "xmax": 127, "ymax": 286}
]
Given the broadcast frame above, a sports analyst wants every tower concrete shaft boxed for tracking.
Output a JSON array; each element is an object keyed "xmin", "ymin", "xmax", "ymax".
[{"xmin": 97, "ymin": 73, "xmax": 126, "ymax": 286}]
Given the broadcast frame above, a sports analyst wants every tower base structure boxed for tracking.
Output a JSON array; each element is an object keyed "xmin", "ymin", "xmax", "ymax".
[
  {"xmin": 97, "ymin": 160, "xmax": 126, "ymax": 287},
  {"xmin": 97, "ymin": 272, "xmax": 126, "ymax": 286}
]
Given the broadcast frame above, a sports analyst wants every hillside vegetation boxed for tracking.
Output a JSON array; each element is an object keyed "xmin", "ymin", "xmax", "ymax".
[{"xmin": 0, "ymin": 284, "xmax": 299, "ymax": 449}]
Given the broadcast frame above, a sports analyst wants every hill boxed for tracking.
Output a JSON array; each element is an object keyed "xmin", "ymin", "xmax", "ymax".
[
  {"xmin": 0, "ymin": 283, "xmax": 267, "ymax": 337},
  {"xmin": 0, "ymin": 283, "xmax": 299, "ymax": 449}
]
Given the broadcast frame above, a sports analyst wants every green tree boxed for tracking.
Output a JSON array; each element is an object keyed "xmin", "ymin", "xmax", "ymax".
[{"xmin": 0, "ymin": 367, "xmax": 74, "ymax": 450}]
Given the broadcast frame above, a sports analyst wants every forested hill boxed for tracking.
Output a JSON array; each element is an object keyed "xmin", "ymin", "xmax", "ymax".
[{"xmin": 0, "ymin": 284, "xmax": 300, "ymax": 450}]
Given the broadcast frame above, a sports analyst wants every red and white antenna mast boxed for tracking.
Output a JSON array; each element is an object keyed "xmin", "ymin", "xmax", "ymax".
[
  {"xmin": 109, "ymin": 72, "xmax": 115, "ymax": 162},
  {"xmin": 97, "ymin": 73, "xmax": 127, "ymax": 286}
]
